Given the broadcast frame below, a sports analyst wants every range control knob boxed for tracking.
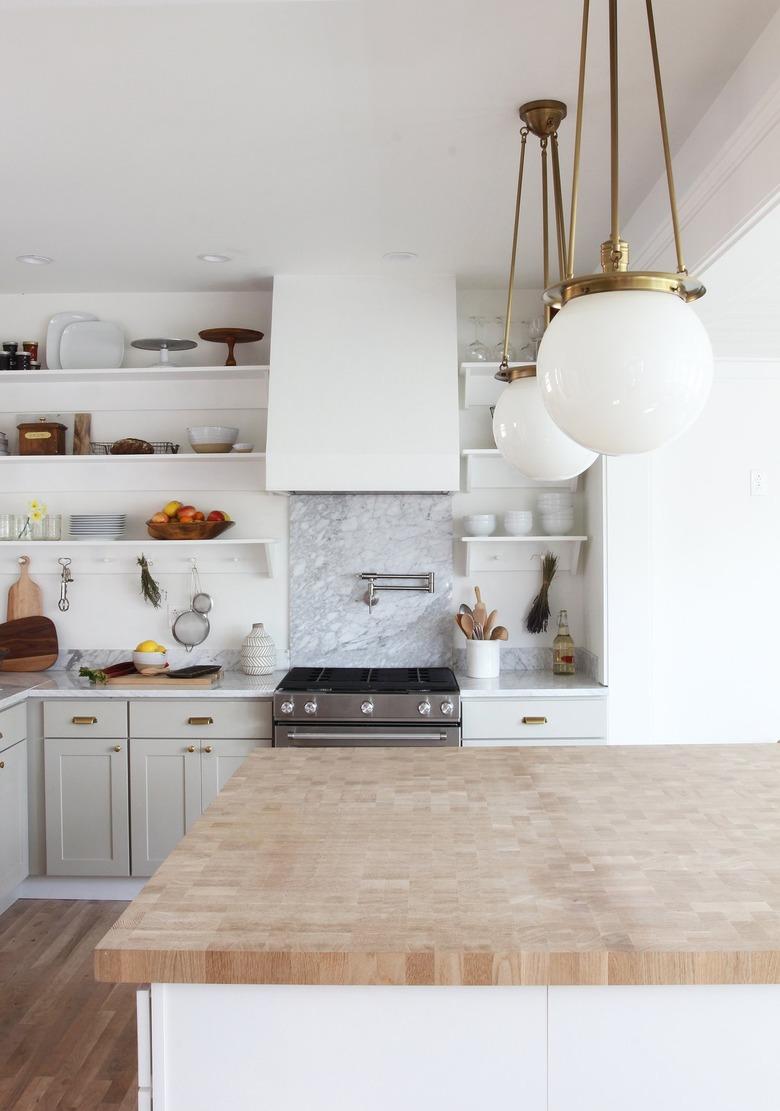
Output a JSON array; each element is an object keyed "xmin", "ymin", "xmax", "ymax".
[
  {"xmin": 304, "ymin": 700, "xmax": 318, "ymax": 715},
  {"xmin": 361, "ymin": 700, "xmax": 374, "ymax": 715},
  {"xmin": 440, "ymin": 700, "xmax": 455, "ymax": 716},
  {"xmin": 280, "ymin": 700, "xmax": 295, "ymax": 715},
  {"xmin": 418, "ymin": 699, "xmax": 432, "ymax": 716}
]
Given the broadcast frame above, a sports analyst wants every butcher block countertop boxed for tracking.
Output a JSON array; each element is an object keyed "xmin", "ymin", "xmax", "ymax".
[{"xmin": 95, "ymin": 745, "xmax": 780, "ymax": 987}]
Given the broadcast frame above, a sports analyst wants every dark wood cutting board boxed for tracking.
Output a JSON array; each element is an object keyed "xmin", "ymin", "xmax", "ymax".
[{"xmin": 0, "ymin": 616, "xmax": 59, "ymax": 672}]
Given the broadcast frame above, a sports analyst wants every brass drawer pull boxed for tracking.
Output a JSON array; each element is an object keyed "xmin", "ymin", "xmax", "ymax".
[
  {"xmin": 112, "ymin": 745, "xmax": 122, "ymax": 753},
  {"xmin": 203, "ymin": 745, "xmax": 213, "ymax": 754},
  {"xmin": 187, "ymin": 745, "xmax": 196, "ymax": 753},
  {"xmin": 522, "ymin": 716, "xmax": 548, "ymax": 725},
  {"xmin": 188, "ymin": 716, "xmax": 213, "ymax": 726},
  {"xmin": 72, "ymin": 716, "xmax": 98, "ymax": 725},
  {"xmin": 0, "ymin": 761, "xmax": 4, "ymax": 769}
]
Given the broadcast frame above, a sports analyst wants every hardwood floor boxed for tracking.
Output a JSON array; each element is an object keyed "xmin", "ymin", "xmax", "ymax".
[{"xmin": 0, "ymin": 899, "xmax": 137, "ymax": 1110}]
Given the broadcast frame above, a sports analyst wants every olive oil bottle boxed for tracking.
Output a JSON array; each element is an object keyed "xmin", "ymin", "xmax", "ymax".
[{"xmin": 553, "ymin": 609, "xmax": 575, "ymax": 675}]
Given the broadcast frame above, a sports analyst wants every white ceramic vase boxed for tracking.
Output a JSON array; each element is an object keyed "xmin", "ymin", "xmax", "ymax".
[
  {"xmin": 465, "ymin": 639, "xmax": 500, "ymax": 678},
  {"xmin": 240, "ymin": 622, "xmax": 276, "ymax": 675}
]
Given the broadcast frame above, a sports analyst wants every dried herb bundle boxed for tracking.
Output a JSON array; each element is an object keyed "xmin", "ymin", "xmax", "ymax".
[
  {"xmin": 526, "ymin": 551, "xmax": 557, "ymax": 634},
  {"xmin": 138, "ymin": 554, "xmax": 162, "ymax": 608}
]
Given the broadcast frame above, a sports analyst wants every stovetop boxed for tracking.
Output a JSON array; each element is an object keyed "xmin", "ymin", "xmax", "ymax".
[{"xmin": 277, "ymin": 667, "xmax": 459, "ymax": 694}]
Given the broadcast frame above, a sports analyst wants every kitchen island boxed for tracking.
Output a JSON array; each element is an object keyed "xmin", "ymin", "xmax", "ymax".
[{"xmin": 95, "ymin": 745, "xmax": 780, "ymax": 1110}]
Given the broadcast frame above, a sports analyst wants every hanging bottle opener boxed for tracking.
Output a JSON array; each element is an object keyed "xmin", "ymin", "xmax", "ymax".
[{"xmin": 57, "ymin": 557, "xmax": 74, "ymax": 612}]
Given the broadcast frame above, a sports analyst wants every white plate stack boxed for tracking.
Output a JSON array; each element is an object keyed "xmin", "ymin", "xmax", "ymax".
[
  {"xmin": 69, "ymin": 513, "xmax": 127, "ymax": 540},
  {"xmin": 537, "ymin": 493, "xmax": 575, "ymax": 536},
  {"xmin": 0, "ymin": 432, "xmax": 8, "ymax": 456}
]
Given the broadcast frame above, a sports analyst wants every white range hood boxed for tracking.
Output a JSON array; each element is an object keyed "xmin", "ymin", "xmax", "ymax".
[{"xmin": 266, "ymin": 274, "xmax": 460, "ymax": 492}]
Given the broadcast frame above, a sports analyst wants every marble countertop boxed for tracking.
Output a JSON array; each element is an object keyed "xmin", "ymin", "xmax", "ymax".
[
  {"xmin": 0, "ymin": 670, "xmax": 285, "ymax": 709},
  {"xmin": 95, "ymin": 744, "xmax": 780, "ymax": 987},
  {"xmin": 456, "ymin": 671, "xmax": 606, "ymax": 698}
]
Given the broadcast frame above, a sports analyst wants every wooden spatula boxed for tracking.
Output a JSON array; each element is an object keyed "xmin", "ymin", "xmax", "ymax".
[{"xmin": 7, "ymin": 556, "xmax": 43, "ymax": 621}]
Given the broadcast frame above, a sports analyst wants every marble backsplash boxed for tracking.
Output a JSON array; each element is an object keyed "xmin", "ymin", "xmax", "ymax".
[{"xmin": 289, "ymin": 494, "xmax": 453, "ymax": 667}]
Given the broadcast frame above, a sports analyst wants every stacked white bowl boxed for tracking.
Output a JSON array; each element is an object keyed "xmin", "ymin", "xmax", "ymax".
[
  {"xmin": 464, "ymin": 513, "xmax": 497, "ymax": 536},
  {"xmin": 503, "ymin": 510, "xmax": 534, "ymax": 536},
  {"xmin": 538, "ymin": 493, "xmax": 574, "ymax": 536}
]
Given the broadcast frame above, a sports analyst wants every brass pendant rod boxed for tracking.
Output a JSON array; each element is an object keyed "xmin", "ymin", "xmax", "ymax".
[
  {"xmin": 550, "ymin": 131, "xmax": 567, "ymax": 280},
  {"xmin": 541, "ymin": 138, "xmax": 551, "ymax": 325},
  {"xmin": 645, "ymin": 0, "xmax": 687, "ymax": 275},
  {"xmin": 566, "ymin": 0, "xmax": 589, "ymax": 279},
  {"xmin": 608, "ymin": 0, "xmax": 620, "ymax": 251},
  {"xmin": 501, "ymin": 128, "xmax": 529, "ymax": 370}
]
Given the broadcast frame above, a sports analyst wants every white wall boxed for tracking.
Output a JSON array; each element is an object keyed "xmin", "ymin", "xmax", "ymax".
[
  {"xmin": 0, "ymin": 290, "xmax": 288, "ymax": 659},
  {"xmin": 649, "ymin": 364, "xmax": 780, "ymax": 743}
]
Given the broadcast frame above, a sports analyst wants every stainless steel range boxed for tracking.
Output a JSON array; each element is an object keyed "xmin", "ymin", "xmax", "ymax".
[{"xmin": 273, "ymin": 667, "xmax": 461, "ymax": 747}]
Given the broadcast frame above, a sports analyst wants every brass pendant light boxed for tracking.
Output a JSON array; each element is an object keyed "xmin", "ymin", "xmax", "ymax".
[
  {"xmin": 536, "ymin": 0, "xmax": 713, "ymax": 456},
  {"xmin": 492, "ymin": 100, "xmax": 597, "ymax": 481}
]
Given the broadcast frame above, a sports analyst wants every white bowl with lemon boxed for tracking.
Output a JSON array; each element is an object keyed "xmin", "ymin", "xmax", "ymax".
[{"xmin": 133, "ymin": 640, "xmax": 168, "ymax": 672}]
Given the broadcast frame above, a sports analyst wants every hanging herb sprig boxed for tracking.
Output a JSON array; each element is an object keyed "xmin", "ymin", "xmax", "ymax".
[
  {"xmin": 526, "ymin": 551, "xmax": 557, "ymax": 634},
  {"xmin": 138, "ymin": 554, "xmax": 162, "ymax": 608}
]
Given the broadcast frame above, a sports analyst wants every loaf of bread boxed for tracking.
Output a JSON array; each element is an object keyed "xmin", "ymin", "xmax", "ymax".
[{"xmin": 110, "ymin": 437, "xmax": 154, "ymax": 455}]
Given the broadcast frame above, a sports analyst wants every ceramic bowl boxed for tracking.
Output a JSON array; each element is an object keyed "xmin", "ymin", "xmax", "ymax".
[
  {"xmin": 133, "ymin": 650, "xmax": 167, "ymax": 671},
  {"xmin": 503, "ymin": 511, "xmax": 534, "ymax": 536},
  {"xmin": 541, "ymin": 514, "xmax": 574, "ymax": 536},
  {"xmin": 464, "ymin": 514, "xmax": 497, "ymax": 536},
  {"xmin": 231, "ymin": 442, "xmax": 254, "ymax": 453},
  {"xmin": 187, "ymin": 425, "xmax": 238, "ymax": 454}
]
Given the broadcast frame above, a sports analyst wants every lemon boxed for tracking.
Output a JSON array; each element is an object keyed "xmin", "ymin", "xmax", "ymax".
[
  {"xmin": 155, "ymin": 644, "xmax": 167, "ymax": 653},
  {"xmin": 136, "ymin": 640, "xmax": 160, "ymax": 653}
]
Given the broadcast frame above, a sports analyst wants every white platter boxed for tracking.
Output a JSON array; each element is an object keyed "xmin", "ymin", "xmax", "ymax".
[
  {"xmin": 45, "ymin": 311, "xmax": 98, "ymax": 369},
  {"xmin": 59, "ymin": 320, "xmax": 125, "ymax": 371}
]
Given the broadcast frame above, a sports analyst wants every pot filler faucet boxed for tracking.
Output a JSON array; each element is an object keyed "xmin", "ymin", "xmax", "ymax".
[{"xmin": 358, "ymin": 571, "xmax": 435, "ymax": 613}]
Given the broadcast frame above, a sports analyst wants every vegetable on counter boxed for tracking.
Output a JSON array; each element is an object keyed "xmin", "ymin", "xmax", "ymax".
[{"xmin": 79, "ymin": 661, "xmax": 136, "ymax": 685}]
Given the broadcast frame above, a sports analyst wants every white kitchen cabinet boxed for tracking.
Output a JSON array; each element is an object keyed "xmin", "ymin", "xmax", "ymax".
[
  {"xmin": 130, "ymin": 735, "xmax": 268, "ymax": 876},
  {"xmin": 44, "ymin": 737, "xmax": 130, "ymax": 876},
  {"xmin": 0, "ymin": 738, "xmax": 29, "ymax": 902},
  {"xmin": 461, "ymin": 697, "xmax": 607, "ymax": 746}
]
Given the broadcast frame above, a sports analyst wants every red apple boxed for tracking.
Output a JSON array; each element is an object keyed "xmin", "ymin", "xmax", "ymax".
[
  {"xmin": 207, "ymin": 510, "xmax": 226, "ymax": 522},
  {"xmin": 193, "ymin": 511, "xmax": 206, "ymax": 522},
  {"xmin": 150, "ymin": 512, "xmax": 168, "ymax": 524},
  {"xmin": 176, "ymin": 505, "xmax": 197, "ymax": 519}
]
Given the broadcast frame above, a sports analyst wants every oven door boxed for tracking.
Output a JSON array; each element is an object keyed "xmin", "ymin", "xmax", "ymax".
[{"xmin": 274, "ymin": 724, "xmax": 460, "ymax": 748}]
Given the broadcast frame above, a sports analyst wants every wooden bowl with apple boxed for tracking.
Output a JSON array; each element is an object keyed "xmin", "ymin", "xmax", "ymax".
[{"xmin": 147, "ymin": 502, "xmax": 235, "ymax": 540}]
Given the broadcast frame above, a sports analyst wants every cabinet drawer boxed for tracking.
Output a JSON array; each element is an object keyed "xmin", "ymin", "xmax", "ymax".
[
  {"xmin": 462, "ymin": 697, "xmax": 606, "ymax": 741},
  {"xmin": 0, "ymin": 702, "xmax": 26, "ymax": 752},
  {"xmin": 44, "ymin": 700, "xmax": 128, "ymax": 739},
  {"xmin": 129, "ymin": 699, "xmax": 272, "ymax": 740}
]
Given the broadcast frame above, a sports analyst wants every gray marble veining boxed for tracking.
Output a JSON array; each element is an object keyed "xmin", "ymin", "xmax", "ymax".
[{"xmin": 289, "ymin": 494, "xmax": 453, "ymax": 667}]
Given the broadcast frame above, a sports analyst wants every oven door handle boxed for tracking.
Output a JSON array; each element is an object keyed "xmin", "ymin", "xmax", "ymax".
[{"xmin": 285, "ymin": 730, "xmax": 451, "ymax": 745}]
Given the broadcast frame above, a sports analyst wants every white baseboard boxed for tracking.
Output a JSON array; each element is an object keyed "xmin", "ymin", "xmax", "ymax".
[{"xmin": 13, "ymin": 876, "xmax": 146, "ymax": 901}]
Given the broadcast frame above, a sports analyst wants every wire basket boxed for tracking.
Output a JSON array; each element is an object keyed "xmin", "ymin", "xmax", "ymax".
[{"xmin": 90, "ymin": 441, "xmax": 180, "ymax": 455}]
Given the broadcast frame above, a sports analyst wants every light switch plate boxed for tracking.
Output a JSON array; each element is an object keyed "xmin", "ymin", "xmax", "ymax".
[{"xmin": 750, "ymin": 470, "xmax": 768, "ymax": 496}]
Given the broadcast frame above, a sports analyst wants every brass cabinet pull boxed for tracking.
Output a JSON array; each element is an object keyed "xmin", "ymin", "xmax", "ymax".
[
  {"xmin": 188, "ymin": 717, "xmax": 213, "ymax": 726},
  {"xmin": 112, "ymin": 745, "xmax": 122, "ymax": 753},
  {"xmin": 186, "ymin": 745, "xmax": 196, "ymax": 753},
  {"xmin": 203, "ymin": 745, "xmax": 213, "ymax": 754},
  {"xmin": 0, "ymin": 732, "xmax": 3, "ymax": 740},
  {"xmin": 521, "ymin": 716, "xmax": 548, "ymax": 725},
  {"xmin": 0, "ymin": 761, "xmax": 4, "ymax": 769},
  {"xmin": 72, "ymin": 716, "xmax": 98, "ymax": 725}
]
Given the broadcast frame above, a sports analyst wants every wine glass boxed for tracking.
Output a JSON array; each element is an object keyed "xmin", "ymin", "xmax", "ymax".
[
  {"xmin": 528, "ymin": 316, "xmax": 546, "ymax": 358},
  {"xmin": 492, "ymin": 316, "xmax": 515, "ymax": 362},
  {"xmin": 466, "ymin": 316, "xmax": 490, "ymax": 362}
]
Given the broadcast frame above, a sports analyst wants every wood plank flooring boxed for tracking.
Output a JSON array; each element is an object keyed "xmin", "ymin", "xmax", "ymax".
[{"xmin": 0, "ymin": 899, "xmax": 136, "ymax": 1110}]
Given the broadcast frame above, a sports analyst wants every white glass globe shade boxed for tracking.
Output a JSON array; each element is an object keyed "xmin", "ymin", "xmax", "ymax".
[
  {"xmin": 492, "ymin": 373, "xmax": 598, "ymax": 481},
  {"xmin": 537, "ymin": 290, "xmax": 713, "ymax": 454}
]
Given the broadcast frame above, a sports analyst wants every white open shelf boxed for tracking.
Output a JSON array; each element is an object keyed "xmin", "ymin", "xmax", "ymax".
[
  {"xmin": 0, "ymin": 451, "xmax": 265, "ymax": 463},
  {"xmin": 0, "ymin": 452, "xmax": 268, "ymax": 493},
  {"xmin": 0, "ymin": 538, "xmax": 279, "ymax": 576},
  {"xmin": 461, "ymin": 449, "xmax": 580, "ymax": 493},
  {"xmin": 460, "ymin": 361, "xmax": 533, "ymax": 409},
  {"xmin": 460, "ymin": 535, "xmax": 587, "ymax": 575},
  {"xmin": 0, "ymin": 364, "xmax": 269, "ymax": 385}
]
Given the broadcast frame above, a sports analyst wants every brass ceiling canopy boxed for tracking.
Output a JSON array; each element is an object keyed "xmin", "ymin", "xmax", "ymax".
[
  {"xmin": 496, "ymin": 100, "xmax": 569, "ymax": 383},
  {"xmin": 543, "ymin": 0, "xmax": 706, "ymax": 308}
]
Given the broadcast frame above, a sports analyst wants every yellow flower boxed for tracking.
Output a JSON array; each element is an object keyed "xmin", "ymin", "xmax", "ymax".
[
  {"xmin": 30, "ymin": 510, "xmax": 44, "ymax": 522},
  {"xmin": 29, "ymin": 500, "xmax": 41, "ymax": 511}
]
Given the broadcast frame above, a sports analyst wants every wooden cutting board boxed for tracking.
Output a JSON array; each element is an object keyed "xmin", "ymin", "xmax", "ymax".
[
  {"xmin": 104, "ymin": 670, "xmax": 223, "ymax": 688},
  {"xmin": 7, "ymin": 556, "xmax": 43, "ymax": 621},
  {"xmin": 0, "ymin": 616, "xmax": 58, "ymax": 672}
]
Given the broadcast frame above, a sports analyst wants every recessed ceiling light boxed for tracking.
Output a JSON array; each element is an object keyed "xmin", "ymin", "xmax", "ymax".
[
  {"xmin": 382, "ymin": 251, "xmax": 418, "ymax": 262},
  {"xmin": 16, "ymin": 254, "xmax": 53, "ymax": 265},
  {"xmin": 197, "ymin": 253, "xmax": 232, "ymax": 263}
]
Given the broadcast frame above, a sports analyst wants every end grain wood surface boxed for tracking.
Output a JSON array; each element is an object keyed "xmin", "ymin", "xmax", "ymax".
[{"xmin": 94, "ymin": 746, "xmax": 780, "ymax": 986}]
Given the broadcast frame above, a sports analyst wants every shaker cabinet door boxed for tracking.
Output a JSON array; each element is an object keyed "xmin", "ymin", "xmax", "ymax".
[
  {"xmin": 129, "ymin": 739, "xmax": 202, "ymax": 877},
  {"xmin": 44, "ymin": 737, "xmax": 129, "ymax": 876},
  {"xmin": 0, "ymin": 738, "xmax": 29, "ymax": 896},
  {"xmin": 200, "ymin": 738, "xmax": 264, "ymax": 813}
]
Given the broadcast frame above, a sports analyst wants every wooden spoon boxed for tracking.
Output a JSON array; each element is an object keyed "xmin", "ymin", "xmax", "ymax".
[
  {"xmin": 483, "ymin": 609, "xmax": 498, "ymax": 638},
  {"xmin": 457, "ymin": 612, "xmax": 475, "ymax": 639},
  {"xmin": 490, "ymin": 626, "xmax": 509, "ymax": 641}
]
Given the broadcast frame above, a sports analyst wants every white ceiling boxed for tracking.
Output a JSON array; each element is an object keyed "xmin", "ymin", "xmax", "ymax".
[{"xmin": 1, "ymin": 0, "xmax": 777, "ymax": 292}]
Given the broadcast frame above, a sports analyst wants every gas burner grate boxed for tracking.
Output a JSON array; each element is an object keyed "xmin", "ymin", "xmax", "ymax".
[{"xmin": 278, "ymin": 666, "xmax": 457, "ymax": 693}]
